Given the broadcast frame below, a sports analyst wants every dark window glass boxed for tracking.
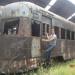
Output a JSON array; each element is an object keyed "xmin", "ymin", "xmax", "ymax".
[
  {"xmin": 42, "ymin": 23, "xmax": 45, "ymax": 35},
  {"xmin": 67, "ymin": 30, "xmax": 70, "ymax": 40},
  {"xmin": 61, "ymin": 28, "xmax": 65, "ymax": 39},
  {"xmin": 31, "ymin": 21, "xmax": 40, "ymax": 37},
  {"xmin": 47, "ymin": 24, "xmax": 49, "ymax": 33},
  {"xmin": 71, "ymin": 31, "xmax": 74, "ymax": 40}
]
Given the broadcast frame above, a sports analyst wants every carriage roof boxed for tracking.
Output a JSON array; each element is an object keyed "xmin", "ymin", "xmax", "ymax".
[
  {"xmin": 23, "ymin": 2, "xmax": 75, "ymax": 31},
  {"xmin": 1, "ymin": 2, "xmax": 75, "ymax": 31}
]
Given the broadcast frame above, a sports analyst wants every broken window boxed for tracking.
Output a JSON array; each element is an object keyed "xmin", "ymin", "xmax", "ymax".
[
  {"xmin": 31, "ymin": 20, "xmax": 40, "ymax": 37},
  {"xmin": 3, "ymin": 19, "xmax": 19, "ymax": 35},
  {"xmin": 61, "ymin": 28, "xmax": 65, "ymax": 39}
]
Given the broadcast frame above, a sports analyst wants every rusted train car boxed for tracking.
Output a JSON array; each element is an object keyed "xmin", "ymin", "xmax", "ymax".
[{"xmin": 0, "ymin": 1, "xmax": 75, "ymax": 73}]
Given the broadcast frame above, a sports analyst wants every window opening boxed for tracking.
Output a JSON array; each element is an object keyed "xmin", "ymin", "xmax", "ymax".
[
  {"xmin": 3, "ymin": 20, "xmax": 19, "ymax": 35},
  {"xmin": 61, "ymin": 28, "xmax": 65, "ymax": 39},
  {"xmin": 42, "ymin": 23, "xmax": 45, "ymax": 35},
  {"xmin": 31, "ymin": 20, "xmax": 40, "ymax": 37},
  {"xmin": 47, "ymin": 24, "xmax": 49, "ymax": 33},
  {"xmin": 71, "ymin": 31, "xmax": 74, "ymax": 40},
  {"xmin": 54, "ymin": 26, "xmax": 59, "ymax": 38},
  {"xmin": 66, "ymin": 30, "xmax": 70, "ymax": 40}
]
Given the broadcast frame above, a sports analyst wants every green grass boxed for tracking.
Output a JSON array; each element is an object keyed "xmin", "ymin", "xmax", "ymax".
[
  {"xmin": 27, "ymin": 60, "xmax": 75, "ymax": 75},
  {"xmin": 50, "ymin": 61, "xmax": 75, "ymax": 75}
]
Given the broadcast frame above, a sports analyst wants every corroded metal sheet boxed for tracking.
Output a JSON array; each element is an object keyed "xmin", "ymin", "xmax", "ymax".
[
  {"xmin": 0, "ymin": 36, "xmax": 32, "ymax": 72},
  {"xmin": 0, "ymin": 36, "xmax": 41, "ymax": 73},
  {"xmin": 31, "ymin": 37, "xmax": 41, "ymax": 57},
  {"xmin": 18, "ymin": 17, "xmax": 31, "ymax": 37},
  {"xmin": 0, "ymin": 36, "xmax": 32, "ymax": 59},
  {"xmin": 2, "ymin": 2, "xmax": 31, "ymax": 18}
]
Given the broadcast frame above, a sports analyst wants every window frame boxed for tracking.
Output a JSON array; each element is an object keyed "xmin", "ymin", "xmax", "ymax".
[
  {"xmin": 3, "ymin": 19, "xmax": 19, "ymax": 35},
  {"xmin": 31, "ymin": 19, "xmax": 41, "ymax": 37},
  {"xmin": 61, "ymin": 28, "xmax": 66, "ymax": 39},
  {"xmin": 54, "ymin": 26, "xmax": 59, "ymax": 39}
]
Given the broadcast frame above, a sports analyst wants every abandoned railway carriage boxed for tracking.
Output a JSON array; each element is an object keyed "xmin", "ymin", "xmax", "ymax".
[{"xmin": 0, "ymin": 1, "xmax": 75, "ymax": 73}]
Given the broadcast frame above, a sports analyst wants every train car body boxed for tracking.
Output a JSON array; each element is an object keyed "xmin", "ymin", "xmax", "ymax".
[{"xmin": 0, "ymin": 1, "xmax": 75, "ymax": 73}]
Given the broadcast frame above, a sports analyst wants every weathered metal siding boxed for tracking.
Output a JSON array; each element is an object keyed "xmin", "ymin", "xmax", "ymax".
[
  {"xmin": 51, "ymin": 39, "xmax": 75, "ymax": 60},
  {"xmin": 65, "ymin": 40, "xmax": 75, "ymax": 60},
  {"xmin": 0, "ymin": 36, "xmax": 32, "ymax": 59},
  {"xmin": 0, "ymin": 36, "xmax": 41, "ymax": 72},
  {"xmin": 0, "ymin": 36, "xmax": 32, "ymax": 72},
  {"xmin": 41, "ymin": 39, "xmax": 75, "ymax": 60},
  {"xmin": 0, "ymin": 19, "xmax": 4, "ymax": 34},
  {"xmin": 53, "ymin": 17, "xmax": 75, "ymax": 31},
  {"xmin": 31, "ymin": 37, "xmax": 41, "ymax": 58},
  {"xmin": 18, "ymin": 17, "xmax": 31, "ymax": 37},
  {"xmin": 2, "ymin": 2, "xmax": 31, "ymax": 18}
]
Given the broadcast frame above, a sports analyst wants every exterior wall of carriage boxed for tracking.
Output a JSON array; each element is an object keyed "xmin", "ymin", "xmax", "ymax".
[
  {"xmin": 0, "ymin": 17, "xmax": 41, "ymax": 72},
  {"xmin": 21, "ymin": 2, "xmax": 75, "ymax": 60},
  {"xmin": 51, "ymin": 17, "xmax": 75, "ymax": 60}
]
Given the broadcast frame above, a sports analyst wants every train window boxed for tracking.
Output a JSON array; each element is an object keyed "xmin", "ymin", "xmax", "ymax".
[
  {"xmin": 54, "ymin": 26, "xmax": 59, "ymax": 38},
  {"xmin": 74, "ymin": 32, "xmax": 75, "ymax": 40},
  {"xmin": 71, "ymin": 31, "xmax": 74, "ymax": 40},
  {"xmin": 42, "ymin": 23, "xmax": 45, "ymax": 35},
  {"xmin": 3, "ymin": 20, "xmax": 19, "ymax": 35},
  {"xmin": 47, "ymin": 24, "xmax": 49, "ymax": 33},
  {"xmin": 61, "ymin": 28, "xmax": 65, "ymax": 39},
  {"xmin": 42, "ymin": 23, "xmax": 50, "ymax": 36},
  {"xmin": 66, "ymin": 30, "xmax": 70, "ymax": 40},
  {"xmin": 31, "ymin": 20, "xmax": 40, "ymax": 37}
]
